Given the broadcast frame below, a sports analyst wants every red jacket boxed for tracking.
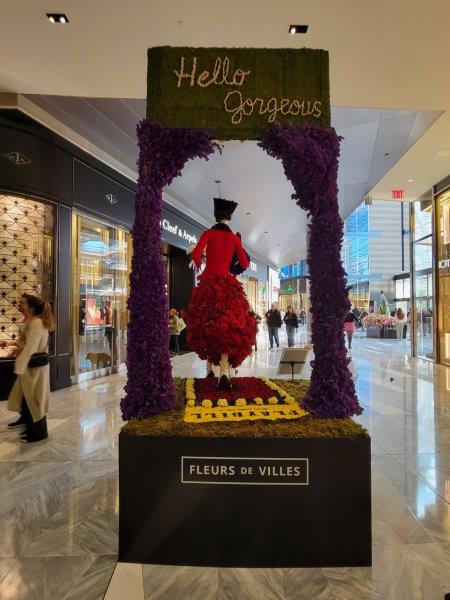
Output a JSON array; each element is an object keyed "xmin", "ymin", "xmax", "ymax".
[{"xmin": 192, "ymin": 224, "xmax": 249, "ymax": 277}]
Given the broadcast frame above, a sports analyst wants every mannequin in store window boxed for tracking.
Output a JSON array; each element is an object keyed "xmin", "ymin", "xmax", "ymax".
[{"xmin": 187, "ymin": 198, "xmax": 256, "ymax": 390}]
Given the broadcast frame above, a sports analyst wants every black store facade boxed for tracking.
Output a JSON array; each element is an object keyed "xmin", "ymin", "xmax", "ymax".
[{"xmin": 0, "ymin": 111, "xmax": 202, "ymax": 396}]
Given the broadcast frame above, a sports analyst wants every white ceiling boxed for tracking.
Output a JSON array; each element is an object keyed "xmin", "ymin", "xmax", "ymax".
[
  {"xmin": 1, "ymin": 1, "xmax": 450, "ymax": 265},
  {"xmin": 14, "ymin": 96, "xmax": 440, "ymax": 265}
]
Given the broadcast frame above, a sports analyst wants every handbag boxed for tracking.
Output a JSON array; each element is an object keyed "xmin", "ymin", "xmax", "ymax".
[
  {"xmin": 176, "ymin": 318, "xmax": 186, "ymax": 334},
  {"xmin": 28, "ymin": 352, "xmax": 49, "ymax": 368}
]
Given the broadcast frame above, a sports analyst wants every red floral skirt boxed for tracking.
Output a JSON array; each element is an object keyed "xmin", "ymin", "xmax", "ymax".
[{"xmin": 187, "ymin": 273, "xmax": 257, "ymax": 367}]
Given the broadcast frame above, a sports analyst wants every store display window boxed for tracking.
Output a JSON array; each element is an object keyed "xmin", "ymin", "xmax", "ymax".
[
  {"xmin": 437, "ymin": 189, "xmax": 450, "ymax": 364},
  {"xmin": 71, "ymin": 214, "xmax": 131, "ymax": 376},
  {"xmin": 0, "ymin": 193, "xmax": 54, "ymax": 357}
]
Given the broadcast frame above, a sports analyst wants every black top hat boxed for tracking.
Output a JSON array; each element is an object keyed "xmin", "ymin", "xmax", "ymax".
[{"xmin": 214, "ymin": 198, "xmax": 238, "ymax": 221}]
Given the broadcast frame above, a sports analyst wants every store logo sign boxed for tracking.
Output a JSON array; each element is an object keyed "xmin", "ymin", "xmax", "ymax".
[
  {"xmin": 249, "ymin": 260, "xmax": 257, "ymax": 271},
  {"xmin": 105, "ymin": 194, "xmax": 117, "ymax": 204},
  {"xmin": 181, "ymin": 456, "xmax": 309, "ymax": 486},
  {"xmin": 161, "ymin": 218, "xmax": 198, "ymax": 245},
  {"xmin": 3, "ymin": 151, "xmax": 31, "ymax": 166},
  {"xmin": 439, "ymin": 259, "xmax": 450, "ymax": 269}
]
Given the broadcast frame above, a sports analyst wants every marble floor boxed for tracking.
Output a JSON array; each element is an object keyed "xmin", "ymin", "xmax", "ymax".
[{"xmin": 0, "ymin": 328, "xmax": 449, "ymax": 599}]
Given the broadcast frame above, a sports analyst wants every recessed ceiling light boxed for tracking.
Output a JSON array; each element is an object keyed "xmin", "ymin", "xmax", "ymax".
[
  {"xmin": 46, "ymin": 13, "xmax": 69, "ymax": 24},
  {"xmin": 289, "ymin": 24, "xmax": 308, "ymax": 34},
  {"xmin": 408, "ymin": 179, "xmax": 413, "ymax": 182},
  {"xmin": 264, "ymin": 231, "xmax": 268, "ymax": 234},
  {"xmin": 245, "ymin": 212, "xmax": 251, "ymax": 215},
  {"xmin": 384, "ymin": 153, "xmax": 390, "ymax": 157}
]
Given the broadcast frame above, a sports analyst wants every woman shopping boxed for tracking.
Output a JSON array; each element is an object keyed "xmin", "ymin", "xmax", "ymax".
[
  {"xmin": 168, "ymin": 308, "xmax": 185, "ymax": 355},
  {"xmin": 344, "ymin": 310, "xmax": 357, "ymax": 349},
  {"xmin": 395, "ymin": 307, "xmax": 406, "ymax": 340},
  {"xmin": 283, "ymin": 306, "xmax": 299, "ymax": 348},
  {"xmin": 7, "ymin": 294, "xmax": 54, "ymax": 443}
]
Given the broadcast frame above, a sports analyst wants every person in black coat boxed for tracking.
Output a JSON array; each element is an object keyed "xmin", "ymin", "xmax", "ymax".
[
  {"xmin": 265, "ymin": 303, "xmax": 282, "ymax": 349},
  {"xmin": 283, "ymin": 306, "xmax": 299, "ymax": 347}
]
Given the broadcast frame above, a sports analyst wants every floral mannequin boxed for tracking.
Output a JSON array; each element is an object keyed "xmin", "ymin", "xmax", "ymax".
[{"xmin": 187, "ymin": 198, "xmax": 256, "ymax": 390}]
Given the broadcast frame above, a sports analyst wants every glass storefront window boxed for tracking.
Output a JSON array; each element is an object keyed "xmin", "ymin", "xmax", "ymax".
[
  {"xmin": 437, "ymin": 189, "xmax": 450, "ymax": 364},
  {"xmin": 411, "ymin": 191, "xmax": 434, "ymax": 360},
  {"xmin": 413, "ymin": 196, "xmax": 433, "ymax": 240},
  {"xmin": 71, "ymin": 214, "xmax": 131, "ymax": 376},
  {"xmin": 413, "ymin": 239, "xmax": 433, "ymax": 271},
  {"xmin": 0, "ymin": 193, "xmax": 54, "ymax": 357}
]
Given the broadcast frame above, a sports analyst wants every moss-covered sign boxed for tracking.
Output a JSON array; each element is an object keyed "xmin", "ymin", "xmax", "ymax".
[{"xmin": 147, "ymin": 46, "xmax": 330, "ymax": 140}]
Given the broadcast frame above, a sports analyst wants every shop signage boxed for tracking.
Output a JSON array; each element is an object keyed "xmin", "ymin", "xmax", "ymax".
[
  {"xmin": 181, "ymin": 456, "xmax": 309, "ymax": 485},
  {"xmin": 249, "ymin": 260, "xmax": 257, "ymax": 272},
  {"xmin": 161, "ymin": 216, "xmax": 199, "ymax": 246},
  {"xmin": 3, "ymin": 151, "xmax": 31, "ymax": 166},
  {"xmin": 147, "ymin": 46, "xmax": 331, "ymax": 140},
  {"xmin": 105, "ymin": 193, "xmax": 117, "ymax": 205},
  {"xmin": 439, "ymin": 259, "xmax": 450, "ymax": 269}
]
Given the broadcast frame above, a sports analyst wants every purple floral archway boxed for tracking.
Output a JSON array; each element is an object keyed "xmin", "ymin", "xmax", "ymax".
[{"xmin": 121, "ymin": 121, "xmax": 361, "ymax": 421}]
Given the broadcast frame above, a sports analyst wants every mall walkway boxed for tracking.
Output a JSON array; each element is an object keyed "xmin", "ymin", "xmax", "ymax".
[{"xmin": 0, "ymin": 330, "xmax": 449, "ymax": 599}]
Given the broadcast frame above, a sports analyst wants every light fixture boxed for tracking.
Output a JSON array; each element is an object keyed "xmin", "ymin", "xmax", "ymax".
[
  {"xmin": 289, "ymin": 24, "xmax": 308, "ymax": 34},
  {"xmin": 384, "ymin": 153, "xmax": 390, "ymax": 157},
  {"xmin": 408, "ymin": 179, "xmax": 414, "ymax": 182},
  {"xmin": 245, "ymin": 212, "xmax": 251, "ymax": 215},
  {"xmin": 46, "ymin": 13, "xmax": 69, "ymax": 24}
]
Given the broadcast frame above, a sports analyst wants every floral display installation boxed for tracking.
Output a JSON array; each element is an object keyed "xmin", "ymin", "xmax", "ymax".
[
  {"xmin": 184, "ymin": 376, "xmax": 308, "ymax": 423},
  {"xmin": 122, "ymin": 121, "xmax": 362, "ymax": 421},
  {"xmin": 261, "ymin": 124, "xmax": 362, "ymax": 419},
  {"xmin": 362, "ymin": 314, "xmax": 396, "ymax": 328}
]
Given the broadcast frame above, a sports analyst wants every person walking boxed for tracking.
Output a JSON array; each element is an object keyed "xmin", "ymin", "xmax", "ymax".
[
  {"xmin": 7, "ymin": 295, "xmax": 54, "ymax": 443},
  {"xmin": 265, "ymin": 302, "xmax": 282, "ymax": 349},
  {"xmin": 344, "ymin": 311, "xmax": 357, "ymax": 349},
  {"xmin": 168, "ymin": 308, "xmax": 185, "ymax": 355},
  {"xmin": 283, "ymin": 305, "xmax": 298, "ymax": 348},
  {"xmin": 249, "ymin": 308, "xmax": 262, "ymax": 351},
  {"xmin": 299, "ymin": 309, "xmax": 306, "ymax": 326},
  {"xmin": 395, "ymin": 307, "xmax": 406, "ymax": 341}
]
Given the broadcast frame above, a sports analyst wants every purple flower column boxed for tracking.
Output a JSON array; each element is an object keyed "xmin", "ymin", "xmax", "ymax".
[
  {"xmin": 261, "ymin": 125, "xmax": 362, "ymax": 418},
  {"xmin": 121, "ymin": 121, "xmax": 215, "ymax": 420}
]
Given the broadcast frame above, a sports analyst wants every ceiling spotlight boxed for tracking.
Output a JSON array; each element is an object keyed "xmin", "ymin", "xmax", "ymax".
[
  {"xmin": 384, "ymin": 153, "xmax": 390, "ymax": 157},
  {"xmin": 46, "ymin": 13, "xmax": 69, "ymax": 24},
  {"xmin": 408, "ymin": 179, "xmax": 414, "ymax": 182},
  {"xmin": 264, "ymin": 231, "xmax": 268, "ymax": 234},
  {"xmin": 289, "ymin": 24, "xmax": 308, "ymax": 35},
  {"xmin": 245, "ymin": 212, "xmax": 251, "ymax": 215}
]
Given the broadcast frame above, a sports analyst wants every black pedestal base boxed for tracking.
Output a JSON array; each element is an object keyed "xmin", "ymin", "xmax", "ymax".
[{"xmin": 119, "ymin": 432, "xmax": 371, "ymax": 567}]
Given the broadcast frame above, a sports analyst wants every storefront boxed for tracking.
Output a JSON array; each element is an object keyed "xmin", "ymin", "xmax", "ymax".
[
  {"xmin": 238, "ymin": 257, "xmax": 268, "ymax": 317},
  {"xmin": 278, "ymin": 277, "xmax": 308, "ymax": 312},
  {"xmin": 436, "ymin": 181, "xmax": 450, "ymax": 365},
  {"xmin": 0, "ymin": 110, "xmax": 205, "ymax": 389},
  {"xmin": 408, "ymin": 177, "xmax": 450, "ymax": 363}
]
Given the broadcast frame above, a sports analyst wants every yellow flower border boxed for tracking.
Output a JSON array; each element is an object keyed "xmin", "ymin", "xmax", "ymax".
[{"xmin": 184, "ymin": 402, "xmax": 308, "ymax": 423}]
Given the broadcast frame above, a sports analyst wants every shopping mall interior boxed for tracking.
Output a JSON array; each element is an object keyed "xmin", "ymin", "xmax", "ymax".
[{"xmin": 1, "ymin": 2, "xmax": 450, "ymax": 599}]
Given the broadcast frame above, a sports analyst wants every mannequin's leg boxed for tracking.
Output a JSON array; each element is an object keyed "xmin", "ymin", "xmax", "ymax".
[
  {"xmin": 217, "ymin": 353, "xmax": 232, "ymax": 390},
  {"xmin": 206, "ymin": 359, "xmax": 214, "ymax": 378}
]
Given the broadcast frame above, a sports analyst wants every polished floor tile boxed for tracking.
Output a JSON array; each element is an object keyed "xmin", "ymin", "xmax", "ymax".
[{"xmin": 1, "ymin": 328, "xmax": 450, "ymax": 599}]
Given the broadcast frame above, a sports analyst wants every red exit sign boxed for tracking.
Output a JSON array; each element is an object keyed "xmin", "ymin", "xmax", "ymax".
[{"xmin": 392, "ymin": 189, "xmax": 404, "ymax": 199}]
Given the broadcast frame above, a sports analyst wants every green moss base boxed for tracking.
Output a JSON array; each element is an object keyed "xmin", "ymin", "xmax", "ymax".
[{"xmin": 121, "ymin": 378, "xmax": 368, "ymax": 440}]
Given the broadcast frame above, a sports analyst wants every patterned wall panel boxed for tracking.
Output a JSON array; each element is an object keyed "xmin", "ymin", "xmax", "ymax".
[{"xmin": 0, "ymin": 193, "xmax": 54, "ymax": 356}]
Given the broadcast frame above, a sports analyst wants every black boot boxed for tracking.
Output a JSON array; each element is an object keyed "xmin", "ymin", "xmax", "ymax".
[
  {"xmin": 7, "ymin": 415, "xmax": 27, "ymax": 430},
  {"xmin": 21, "ymin": 416, "xmax": 48, "ymax": 443},
  {"xmin": 217, "ymin": 375, "xmax": 232, "ymax": 391}
]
